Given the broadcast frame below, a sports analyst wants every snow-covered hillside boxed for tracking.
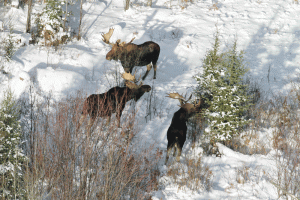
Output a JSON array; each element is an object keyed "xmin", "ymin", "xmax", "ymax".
[{"xmin": 1, "ymin": 0, "xmax": 300, "ymax": 199}]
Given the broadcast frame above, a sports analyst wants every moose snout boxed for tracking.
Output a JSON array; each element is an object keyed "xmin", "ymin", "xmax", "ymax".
[{"xmin": 145, "ymin": 86, "xmax": 151, "ymax": 92}]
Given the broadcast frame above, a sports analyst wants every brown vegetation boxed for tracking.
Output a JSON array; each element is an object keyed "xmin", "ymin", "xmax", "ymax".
[{"xmin": 21, "ymin": 92, "xmax": 161, "ymax": 200}]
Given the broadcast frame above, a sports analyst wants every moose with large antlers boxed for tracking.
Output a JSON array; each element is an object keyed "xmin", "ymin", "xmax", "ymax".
[
  {"xmin": 102, "ymin": 28, "xmax": 160, "ymax": 80},
  {"xmin": 80, "ymin": 73, "xmax": 151, "ymax": 129},
  {"xmin": 165, "ymin": 93, "xmax": 203, "ymax": 163}
]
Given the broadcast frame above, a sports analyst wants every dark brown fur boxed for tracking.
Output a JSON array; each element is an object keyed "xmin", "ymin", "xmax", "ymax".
[
  {"xmin": 165, "ymin": 101, "xmax": 203, "ymax": 163},
  {"xmin": 106, "ymin": 42, "xmax": 160, "ymax": 80},
  {"xmin": 81, "ymin": 85, "xmax": 151, "ymax": 128}
]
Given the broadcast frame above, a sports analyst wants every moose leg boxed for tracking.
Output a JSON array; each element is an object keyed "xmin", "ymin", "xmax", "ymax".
[
  {"xmin": 175, "ymin": 136, "xmax": 183, "ymax": 162},
  {"xmin": 165, "ymin": 142, "xmax": 174, "ymax": 164},
  {"xmin": 173, "ymin": 143, "xmax": 178, "ymax": 156},
  {"xmin": 153, "ymin": 64, "xmax": 157, "ymax": 79},
  {"xmin": 165, "ymin": 147, "xmax": 171, "ymax": 164},
  {"xmin": 176, "ymin": 145, "xmax": 182, "ymax": 162},
  {"xmin": 142, "ymin": 64, "xmax": 152, "ymax": 80}
]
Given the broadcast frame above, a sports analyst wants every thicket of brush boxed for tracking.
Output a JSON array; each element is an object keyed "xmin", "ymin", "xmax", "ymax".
[
  {"xmin": 1, "ymin": 86, "xmax": 162, "ymax": 199},
  {"xmin": 253, "ymin": 88, "xmax": 300, "ymax": 199},
  {"xmin": 2, "ymin": 82, "xmax": 300, "ymax": 198}
]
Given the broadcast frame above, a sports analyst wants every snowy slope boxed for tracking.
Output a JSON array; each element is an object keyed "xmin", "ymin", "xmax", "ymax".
[{"xmin": 1, "ymin": 0, "xmax": 300, "ymax": 199}]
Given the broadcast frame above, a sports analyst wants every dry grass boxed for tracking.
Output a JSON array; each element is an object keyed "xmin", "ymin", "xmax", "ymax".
[
  {"xmin": 165, "ymin": 155, "xmax": 213, "ymax": 192},
  {"xmin": 145, "ymin": 85, "xmax": 169, "ymax": 122},
  {"xmin": 209, "ymin": 3, "xmax": 219, "ymax": 11},
  {"xmin": 20, "ymin": 91, "xmax": 162, "ymax": 199},
  {"xmin": 268, "ymin": 90, "xmax": 300, "ymax": 199},
  {"xmin": 179, "ymin": 0, "xmax": 192, "ymax": 9},
  {"xmin": 225, "ymin": 81, "xmax": 300, "ymax": 199},
  {"xmin": 190, "ymin": 71, "xmax": 300, "ymax": 197},
  {"xmin": 222, "ymin": 130, "xmax": 269, "ymax": 155},
  {"xmin": 236, "ymin": 165, "xmax": 250, "ymax": 184},
  {"xmin": 242, "ymin": 84, "xmax": 300, "ymax": 199}
]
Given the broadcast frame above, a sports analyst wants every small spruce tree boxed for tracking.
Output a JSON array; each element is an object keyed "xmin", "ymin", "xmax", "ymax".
[
  {"xmin": 0, "ymin": 89, "xmax": 27, "ymax": 199},
  {"xmin": 194, "ymin": 31, "xmax": 251, "ymax": 144},
  {"xmin": 43, "ymin": 0, "xmax": 64, "ymax": 32},
  {"xmin": 34, "ymin": 0, "xmax": 71, "ymax": 45}
]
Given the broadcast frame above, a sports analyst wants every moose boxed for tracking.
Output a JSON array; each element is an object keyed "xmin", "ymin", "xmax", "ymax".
[
  {"xmin": 165, "ymin": 93, "xmax": 203, "ymax": 163},
  {"xmin": 102, "ymin": 28, "xmax": 160, "ymax": 80},
  {"xmin": 80, "ymin": 73, "xmax": 151, "ymax": 129}
]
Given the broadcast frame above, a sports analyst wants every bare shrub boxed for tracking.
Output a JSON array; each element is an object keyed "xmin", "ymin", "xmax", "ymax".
[
  {"xmin": 179, "ymin": 0, "xmax": 193, "ymax": 9},
  {"xmin": 165, "ymin": 155, "xmax": 213, "ymax": 192},
  {"xmin": 233, "ymin": 165, "xmax": 267, "ymax": 189},
  {"xmin": 146, "ymin": 0, "xmax": 152, "ymax": 7},
  {"xmin": 209, "ymin": 3, "xmax": 219, "ymax": 11},
  {"xmin": 236, "ymin": 165, "xmax": 250, "ymax": 184},
  {"xmin": 145, "ymin": 84, "xmax": 167, "ymax": 122},
  {"xmin": 104, "ymin": 63, "xmax": 124, "ymax": 87},
  {"xmin": 217, "ymin": 79, "xmax": 300, "ymax": 198},
  {"xmin": 224, "ymin": 131, "xmax": 269, "ymax": 155},
  {"xmin": 20, "ymin": 90, "xmax": 162, "ymax": 199},
  {"xmin": 247, "ymin": 84, "xmax": 300, "ymax": 199},
  {"xmin": 268, "ymin": 90, "xmax": 300, "ymax": 199},
  {"xmin": 243, "ymin": 76, "xmax": 262, "ymax": 119}
]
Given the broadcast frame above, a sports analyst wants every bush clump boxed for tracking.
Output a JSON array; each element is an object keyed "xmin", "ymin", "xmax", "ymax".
[{"xmin": 32, "ymin": 0, "xmax": 71, "ymax": 47}]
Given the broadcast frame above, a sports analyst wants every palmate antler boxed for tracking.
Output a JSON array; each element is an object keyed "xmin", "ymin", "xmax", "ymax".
[
  {"xmin": 125, "ymin": 81, "xmax": 143, "ymax": 90},
  {"xmin": 167, "ymin": 92, "xmax": 202, "ymax": 112},
  {"xmin": 102, "ymin": 28, "xmax": 136, "ymax": 46},
  {"xmin": 166, "ymin": 92, "xmax": 192, "ymax": 106},
  {"xmin": 122, "ymin": 72, "xmax": 143, "ymax": 90},
  {"xmin": 122, "ymin": 72, "xmax": 136, "ymax": 82},
  {"xmin": 101, "ymin": 28, "xmax": 115, "ymax": 45}
]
